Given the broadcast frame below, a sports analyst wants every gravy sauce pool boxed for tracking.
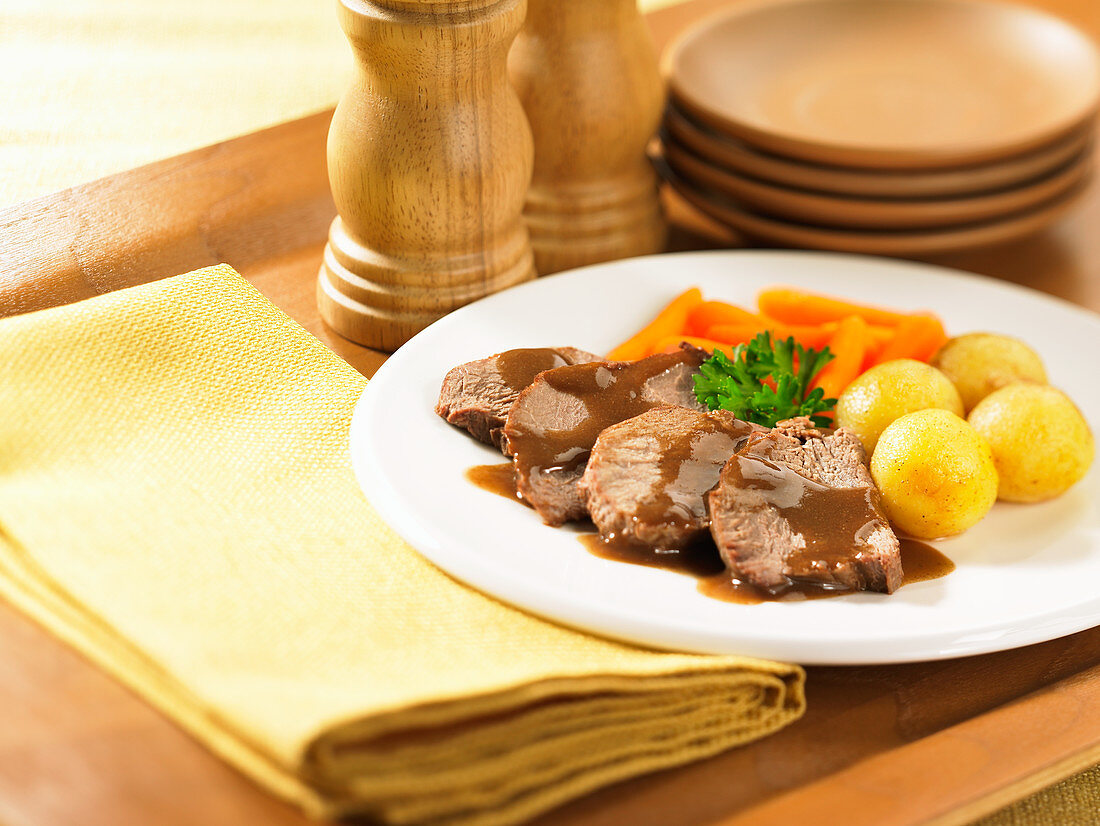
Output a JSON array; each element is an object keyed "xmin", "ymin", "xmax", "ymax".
[
  {"xmin": 580, "ymin": 532, "xmax": 953, "ymax": 603},
  {"xmin": 468, "ymin": 461, "xmax": 955, "ymax": 602},
  {"xmin": 898, "ymin": 538, "xmax": 955, "ymax": 583},
  {"xmin": 467, "ymin": 410, "xmax": 955, "ymax": 603},
  {"xmin": 578, "ymin": 533, "xmax": 725, "ymax": 578},
  {"xmin": 465, "ymin": 463, "xmax": 521, "ymax": 502}
]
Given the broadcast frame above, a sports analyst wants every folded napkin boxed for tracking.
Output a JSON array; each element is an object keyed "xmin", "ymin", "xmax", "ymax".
[{"xmin": 0, "ymin": 265, "xmax": 804, "ymax": 826}]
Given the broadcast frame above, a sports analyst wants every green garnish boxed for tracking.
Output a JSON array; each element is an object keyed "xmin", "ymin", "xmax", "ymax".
[{"xmin": 693, "ymin": 332, "xmax": 837, "ymax": 427}]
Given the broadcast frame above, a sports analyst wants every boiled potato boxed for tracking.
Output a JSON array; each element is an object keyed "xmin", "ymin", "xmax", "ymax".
[
  {"xmin": 968, "ymin": 383, "xmax": 1094, "ymax": 502},
  {"xmin": 836, "ymin": 359, "xmax": 964, "ymax": 454},
  {"xmin": 870, "ymin": 409, "xmax": 998, "ymax": 539},
  {"xmin": 930, "ymin": 333, "xmax": 1047, "ymax": 412}
]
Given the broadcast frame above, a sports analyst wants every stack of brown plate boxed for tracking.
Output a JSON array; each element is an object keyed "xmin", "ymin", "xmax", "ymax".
[{"xmin": 658, "ymin": 0, "xmax": 1100, "ymax": 256}]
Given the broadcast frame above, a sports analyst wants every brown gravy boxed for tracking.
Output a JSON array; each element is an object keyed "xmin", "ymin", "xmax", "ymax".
[
  {"xmin": 898, "ymin": 537, "xmax": 956, "ymax": 583},
  {"xmin": 465, "ymin": 463, "xmax": 522, "ymax": 503},
  {"xmin": 469, "ymin": 460, "xmax": 955, "ymax": 602},
  {"xmin": 579, "ymin": 531, "xmax": 953, "ymax": 603},
  {"xmin": 467, "ymin": 420, "xmax": 955, "ymax": 604},
  {"xmin": 505, "ymin": 351, "xmax": 700, "ymax": 491},
  {"xmin": 578, "ymin": 532, "xmax": 725, "ymax": 578},
  {"xmin": 494, "ymin": 348, "xmax": 573, "ymax": 395},
  {"xmin": 725, "ymin": 448, "xmax": 886, "ymax": 583},
  {"xmin": 621, "ymin": 410, "xmax": 758, "ymax": 546}
]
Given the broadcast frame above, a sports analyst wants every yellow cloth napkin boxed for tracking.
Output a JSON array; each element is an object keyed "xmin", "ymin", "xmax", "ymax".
[{"xmin": 0, "ymin": 264, "xmax": 804, "ymax": 826}]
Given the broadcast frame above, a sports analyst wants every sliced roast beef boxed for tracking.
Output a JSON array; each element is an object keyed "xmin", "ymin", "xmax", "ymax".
[
  {"xmin": 504, "ymin": 348, "xmax": 706, "ymax": 525},
  {"xmin": 580, "ymin": 406, "xmax": 762, "ymax": 550},
  {"xmin": 708, "ymin": 422, "xmax": 902, "ymax": 594},
  {"xmin": 436, "ymin": 347, "xmax": 599, "ymax": 448}
]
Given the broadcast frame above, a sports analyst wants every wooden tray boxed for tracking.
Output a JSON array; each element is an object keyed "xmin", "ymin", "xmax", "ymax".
[{"xmin": 1, "ymin": 1, "xmax": 1099, "ymax": 825}]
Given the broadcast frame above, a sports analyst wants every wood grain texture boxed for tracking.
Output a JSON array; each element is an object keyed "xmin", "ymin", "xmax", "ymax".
[
  {"xmin": 509, "ymin": 0, "xmax": 668, "ymax": 274},
  {"xmin": 318, "ymin": 0, "xmax": 536, "ymax": 351},
  {"xmin": 716, "ymin": 662, "xmax": 1100, "ymax": 826},
  {"xmin": 0, "ymin": 1, "xmax": 1099, "ymax": 825},
  {"xmin": 0, "ymin": 113, "xmax": 386, "ymax": 379},
  {"xmin": 662, "ymin": 102, "xmax": 1096, "ymax": 200}
]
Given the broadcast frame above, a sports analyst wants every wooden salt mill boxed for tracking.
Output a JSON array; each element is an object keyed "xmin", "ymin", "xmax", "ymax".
[
  {"xmin": 318, "ymin": 0, "xmax": 536, "ymax": 351},
  {"xmin": 509, "ymin": 0, "xmax": 668, "ymax": 275}
]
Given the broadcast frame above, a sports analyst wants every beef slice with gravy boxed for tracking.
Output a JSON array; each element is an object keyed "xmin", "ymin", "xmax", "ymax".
[
  {"xmin": 436, "ymin": 347, "xmax": 599, "ymax": 449},
  {"xmin": 708, "ymin": 422, "xmax": 902, "ymax": 594},
  {"xmin": 580, "ymin": 406, "xmax": 762, "ymax": 550},
  {"xmin": 504, "ymin": 348, "xmax": 706, "ymax": 526}
]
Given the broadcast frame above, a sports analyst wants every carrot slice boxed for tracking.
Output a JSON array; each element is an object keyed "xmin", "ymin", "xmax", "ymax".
[
  {"xmin": 866, "ymin": 325, "xmax": 895, "ymax": 346},
  {"xmin": 685, "ymin": 301, "xmax": 761, "ymax": 337},
  {"xmin": 813, "ymin": 316, "xmax": 869, "ymax": 399},
  {"xmin": 758, "ymin": 286, "xmax": 925, "ymax": 328},
  {"xmin": 874, "ymin": 315, "xmax": 949, "ymax": 365},
  {"xmin": 653, "ymin": 335, "xmax": 737, "ymax": 357},
  {"xmin": 607, "ymin": 288, "xmax": 703, "ymax": 361},
  {"xmin": 707, "ymin": 321, "xmax": 836, "ymax": 350},
  {"xmin": 862, "ymin": 324, "xmax": 897, "ymax": 371},
  {"xmin": 704, "ymin": 323, "xmax": 767, "ymax": 347}
]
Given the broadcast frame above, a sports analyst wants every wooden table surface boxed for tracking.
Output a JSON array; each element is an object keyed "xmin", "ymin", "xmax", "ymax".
[{"xmin": 1, "ymin": 1, "xmax": 1099, "ymax": 825}]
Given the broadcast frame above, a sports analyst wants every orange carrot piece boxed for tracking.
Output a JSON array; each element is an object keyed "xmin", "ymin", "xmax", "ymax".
[
  {"xmin": 707, "ymin": 321, "xmax": 836, "ymax": 350},
  {"xmin": 607, "ymin": 287, "xmax": 703, "ymax": 361},
  {"xmin": 790, "ymin": 322, "xmax": 840, "ymax": 350},
  {"xmin": 862, "ymin": 324, "xmax": 896, "ymax": 371},
  {"xmin": 653, "ymin": 335, "xmax": 737, "ymax": 357},
  {"xmin": 874, "ymin": 315, "xmax": 949, "ymax": 365},
  {"xmin": 866, "ymin": 325, "xmax": 895, "ymax": 345},
  {"xmin": 758, "ymin": 287, "xmax": 925, "ymax": 328},
  {"xmin": 813, "ymin": 316, "xmax": 869, "ymax": 399},
  {"xmin": 685, "ymin": 301, "xmax": 761, "ymax": 337},
  {"xmin": 703, "ymin": 324, "xmax": 764, "ymax": 347}
]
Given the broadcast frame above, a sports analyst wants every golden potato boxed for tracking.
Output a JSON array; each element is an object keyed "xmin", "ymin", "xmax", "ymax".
[
  {"xmin": 870, "ymin": 409, "xmax": 998, "ymax": 539},
  {"xmin": 836, "ymin": 359, "xmax": 964, "ymax": 454},
  {"xmin": 930, "ymin": 333, "xmax": 1047, "ymax": 411},
  {"xmin": 968, "ymin": 383, "xmax": 1094, "ymax": 502}
]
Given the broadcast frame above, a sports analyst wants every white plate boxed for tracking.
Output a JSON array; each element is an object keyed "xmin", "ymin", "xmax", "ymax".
[{"xmin": 351, "ymin": 251, "xmax": 1100, "ymax": 664}]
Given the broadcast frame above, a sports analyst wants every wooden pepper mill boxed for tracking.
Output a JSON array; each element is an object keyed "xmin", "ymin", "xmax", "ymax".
[
  {"xmin": 318, "ymin": 0, "xmax": 536, "ymax": 351},
  {"xmin": 508, "ymin": 0, "xmax": 668, "ymax": 275}
]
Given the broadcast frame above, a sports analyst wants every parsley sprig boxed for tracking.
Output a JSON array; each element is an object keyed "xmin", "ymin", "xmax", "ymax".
[{"xmin": 693, "ymin": 332, "xmax": 837, "ymax": 427}]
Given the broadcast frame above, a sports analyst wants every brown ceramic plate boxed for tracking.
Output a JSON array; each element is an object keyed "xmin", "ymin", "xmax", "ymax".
[
  {"xmin": 665, "ymin": 0, "xmax": 1100, "ymax": 169},
  {"xmin": 657, "ymin": 158, "xmax": 1089, "ymax": 257},
  {"xmin": 662, "ymin": 139, "xmax": 1093, "ymax": 230},
  {"xmin": 664, "ymin": 103, "xmax": 1095, "ymax": 199}
]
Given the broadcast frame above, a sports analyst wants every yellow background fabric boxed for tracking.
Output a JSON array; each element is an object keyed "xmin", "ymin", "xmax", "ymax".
[
  {"xmin": 0, "ymin": 265, "xmax": 804, "ymax": 826},
  {"xmin": 0, "ymin": 0, "xmax": 679, "ymax": 208},
  {"xmin": 1, "ymin": 0, "xmax": 348, "ymax": 208},
  {"xmin": 1, "ymin": 0, "xmax": 1095, "ymax": 820}
]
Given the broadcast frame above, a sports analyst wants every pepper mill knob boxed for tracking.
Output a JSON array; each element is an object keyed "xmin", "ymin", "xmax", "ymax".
[
  {"xmin": 509, "ymin": 0, "xmax": 668, "ymax": 275},
  {"xmin": 319, "ymin": 0, "xmax": 536, "ymax": 351}
]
